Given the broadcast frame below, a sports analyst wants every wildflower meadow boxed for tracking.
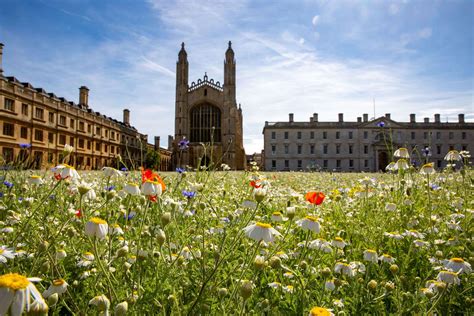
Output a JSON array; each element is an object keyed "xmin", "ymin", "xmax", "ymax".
[{"xmin": 0, "ymin": 149, "xmax": 472, "ymax": 315}]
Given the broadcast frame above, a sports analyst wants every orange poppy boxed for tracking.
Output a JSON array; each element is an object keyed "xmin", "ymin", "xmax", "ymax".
[
  {"xmin": 140, "ymin": 168, "xmax": 166, "ymax": 191},
  {"xmin": 305, "ymin": 191, "xmax": 325, "ymax": 205},
  {"xmin": 250, "ymin": 180, "xmax": 262, "ymax": 188}
]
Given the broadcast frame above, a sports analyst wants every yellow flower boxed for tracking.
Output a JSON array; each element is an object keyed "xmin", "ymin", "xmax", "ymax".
[
  {"xmin": 420, "ymin": 162, "xmax": 435, "ymax": 175},
  {"xmin": 309, "ymin": 306, "xmax": 334, "ymax": 316},
  {"xmin": 393, "ymin": 147, "xmax": 410, "ymax": 158},
  {"xmin": 296, "ymin": 216, "xmax": 321, "ymax": 233}
]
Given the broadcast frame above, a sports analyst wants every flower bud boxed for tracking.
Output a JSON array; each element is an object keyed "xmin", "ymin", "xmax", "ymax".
[
  {"xmin": 389, "ymin": 264, "xmax": 399, "ymax": 274},
  {"xmin": 156, "ymin": 229, "xmax": 166, "ymax": 246},
  {"xmin": 48, "ymin": 293, "xmax": 59, "ymax": 306},
  {"xmin": 368, "ymin": 280, "xmax": 377, "ymax": 291},
  {"xmin": 114, "ymin": 301, "xmax": 128, "ymax": 316},
  {"xmin": 253, "ymin": 256, "xmax": 266, "ymax": 270},
  {"xmin": 321, "ymin": 267, "xmax": 331, "ymax": 278},
  {"xmin": 435, "ymin": 250, "xmax": 443, "ymax": 258},
  {"xmin": 269, "ymin": 256, "xmax": 281, "ymax": 269},
  {"xmin": 161, "ymin": 212, "xmax": 171, "ymax": 227},
  {"xmin": 218, "ymin": 288, "xmax": 228, "ymax": 298},
  {"xmin": 40, "ymin": 262, "xmax": 50, "ymax": 274},
  {"xmin": 39, "ymin": 241, "xmax": 49, "ymax": 252},
  {"xmin": 240, "ymin": 280, "xmax": 253, "ymax": 300},
  {"xmin": 385, "ymin": 282, "xmax": 395, "ymax": 292},
  {"xmin": 299, "ymin": 260, "xmax": 308, "ymax": 270}
]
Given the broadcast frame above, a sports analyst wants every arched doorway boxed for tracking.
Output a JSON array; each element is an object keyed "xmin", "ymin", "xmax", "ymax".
[{"xmin": 378, "ymin": 151, "xmax": 389, "ymax": 171}]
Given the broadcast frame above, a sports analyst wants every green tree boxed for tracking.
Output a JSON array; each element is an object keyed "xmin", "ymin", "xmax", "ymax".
[{"xmin": 145, "ymin": 149, "xmax": 161, "ymax": 170}]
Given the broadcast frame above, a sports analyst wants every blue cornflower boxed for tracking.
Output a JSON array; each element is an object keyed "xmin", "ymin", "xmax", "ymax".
[
  {"xmin": 178, "ymin": 138, "xmax": 190, "ymax": 150},
  {"xmin": 105, "ymin": 185, "xmax": 116, "ymax": 191},
  {"xmin": 182, "ymin": 190, "xmax": 196, "ymax": 199},
  {"xmin": 377, "ymin": 121, "xmax": 385, "ymax": 128},
  {"xmin": 0, "ymin": 192, "xmax": 3, "ymax": 198},
  {"xmin": 121, "ymin": 167, "xmax": 128, "ymax": 171},
  {"xmin": 49, "ymin": 194, "xmax": 56, "ymax": 200},
  {"xmin": 19, "ymin": 143, "xmax": 31, "ymax": 149},
  {"xmin": 422, "ymin": 147, "xmax": 432, "ymax": 157},
  {"xmin": 124, "ymin": 211, "xmax": 136, "ymax": 220},
  {"xmin": 176, "ymin": 167, "xmax": 186, "ymax": 174},
  {"xmin": 3, "ymin": 181, "xmax": 13, "ymax": 189}
]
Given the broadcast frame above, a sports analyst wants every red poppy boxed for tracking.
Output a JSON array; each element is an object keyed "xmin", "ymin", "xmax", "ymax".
[
  {"xmin": 148, "ymin": 195, "xmax": 158, "ymax": 202},
  {"xmin": 75, "ymin": 209, "xmax": 82, "ymax": 218},
  {"xmin": 250, "ymin": 180, "xmax": 262, "ymax": 188},
  {"xmin": 305, "ymin": 191, "xmax": 325, "ymax": 205},
  {"xmin": 140, "ymin": 168, "xmax": 166, "ymax": 191}
]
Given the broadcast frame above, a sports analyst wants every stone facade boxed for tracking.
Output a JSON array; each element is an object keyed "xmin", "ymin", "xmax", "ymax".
[
  {"xmin": 171, "ymin": 42, "xmax": 246, "ymax": 170},
  {"xmin": 0, "ymin": 43, "xmax": 168, "ymax": 170},
  {"xmin": 263, "ymin": 112, "xmax": 473, "ymax": 172}
]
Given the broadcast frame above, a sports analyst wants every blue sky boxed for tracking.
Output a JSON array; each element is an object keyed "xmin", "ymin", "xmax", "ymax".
[{"xmin": 1, "ymin": 0, "xmax": 472, "ymax": 153}]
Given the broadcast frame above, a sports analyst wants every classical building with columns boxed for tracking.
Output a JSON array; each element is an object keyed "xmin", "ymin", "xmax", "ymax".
[
  {"xmin": 0, "ymin": 42, "xmax": 168, "ymax": 170},
  {"xmin": 263, "ymin": 112, "xmax": 473, "ymax": 172},
  {"xmin": 171, "ymin": 42, "xmax": 246, "ymax": 170}
]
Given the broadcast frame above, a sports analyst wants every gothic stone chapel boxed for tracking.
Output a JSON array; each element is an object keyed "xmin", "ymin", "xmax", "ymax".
[{"xmin": 173, "ymin": 41, "xmax": 246, "ymax": 170}]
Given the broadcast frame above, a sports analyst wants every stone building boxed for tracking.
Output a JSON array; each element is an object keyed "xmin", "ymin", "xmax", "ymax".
[
  {"xmin": 0, "ymin": 43, "xmax": 166, "ymax": 170},
  {"xmin": 171, "ymin": 42, "xmax": 246, "ymax": 170},
  {"xmin": 263, "ymin": 112, "xmax": 473, "ymax": 172}
]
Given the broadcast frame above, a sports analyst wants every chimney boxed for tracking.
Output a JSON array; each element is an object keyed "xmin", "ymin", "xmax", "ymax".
[
  {"xmin": 338, "ymin": 113, "xmax": 344, "ymax": 122},
  {"xmin": 434, "ymin": 114, "xmax": 440, "ymax": 123},
  {"xmin": 123, "ymin": 109, "xmax": 130, "ymax": 125},
  {"xmin": 289, "ymin": 113, "xmax": 294, "ymax": 123},
  {"xmin": 79, "ymin": 86, "xmax": 89, "ymax": 107},
  {"xmin": 154, "ymin": 136, "xmax": 160, "ymax": 150},
  {"xmin": 309, "ymin": 117, "xmax": 314, "ymax": 123},
  {"xmin": 458, "ymin": 114, "xmax": 465, "ymax": 123},
  {"xmin": 168, "ymin": 135, "xmax": 174, "ymax": 150},
  {"xmin": 357, "ymin": 117, "xmax": 362, "ymax": 123},
  {"xmin": 363, "ymin": 113, "xmax": 368, "ymax": 122},
  {"xmin": 0, "ymin": 43, "xmax": 3, "ymax": 75},
  {"xmin": 385, "ymin": 113, "xmax": 391, "ymax": 120},
  {"xmin": 313, "ymin": 113, "xmax": 318, "ymax": 122},
  {"xmin": 424, "ymin": 117, "xmax": 429, "ymax": 123},
  {"xmin": 410, "ymin": 114, "xmax": 416, "ymax": 123}
]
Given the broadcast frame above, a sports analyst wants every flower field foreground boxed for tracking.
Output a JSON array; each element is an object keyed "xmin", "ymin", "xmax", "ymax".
[{"xmin": 0, "ymin": 165, "xmax": 472, "ymax": 314}]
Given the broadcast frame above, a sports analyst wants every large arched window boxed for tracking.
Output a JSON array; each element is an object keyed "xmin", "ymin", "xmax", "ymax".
[{"xmin": 190, "ymin": 104, "xmax": 221, "ymax": 143}]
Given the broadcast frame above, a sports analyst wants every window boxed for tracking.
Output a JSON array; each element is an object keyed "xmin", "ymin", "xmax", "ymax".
[
  {"xmin": 284, "ymin": 131, "xmax": 289, "ymax": 139},
  {"xmin": 271, "ymin": 145, "xmax": 276, "ymax": 155},
  {"xmin": 297, "ymin": 160, "xmax": 302, "ymax": 169},
  {"xmin": 87, "ymin": 141, "xmax": 91, "ymax": 150},
  {"xmin": 111, "ymin": 131, "xmax": 115, "ymax": 140},
  {"xmin": 59, "ymin": 115, "xmax": 66, "ymax": 126},
  {"xmin": 48, "ymin": 133, "xmax": 54, "ymax": 143},
  {"xmin": 35, "ymin": 108, "xmax": 44, "ymax": 119},
  {"xmin": 364, "ymin": 145, "xmax": 368, "ymax": 154},
  {"xmin": 310, "ymin": 131, "xmax": 314, "ymax": 139},
  {"xmin": 449, "ymin": 132, "xmax": 453, "ymax": 140},
  {"xmin": 323, "ymin": 160, "xmax": 328, "ymax": 168},
  {"xmin": 271, "ymin": 131, "xmax": 276, "ymax": 139},
  {"xmin": 363, "ymin": 131, "xmax": 368, "ymax": 139},
  {"xmin": 96, "ymin": 127, "xmax": 101, "ymax": 135},
  {"xmin": 437, "ymin": 145, "xmax": 441, "ymax": 155},
  {"xmin": 190, "ymin": 104, "xmax": 221, "ymax": 142},
  {"xmin": 411, "ymin": 132, "xmax": 416, "ymax": 140},
  {"xmin": 323, "ymin": 131, "xmax": 327, "ymax": 139},
  {"xmin": 297, "ymin": 145, "xmax": 302, "ymax": 154},
  {"xmin": 104, "ymin": 144, "xmax": 108, "ymax": 153},
  {"xmin": 336, "ymin": 131, "xmax": 340, "ymax": 139},
  {"xmin": 349, "ymin": 131, "xmax": 353, "ymax": 139},
  {"xmin": 96, "ymin": 143, "xmax": 101, "ymax": 151},
  {"xmin": 34, "ymin": 130, "xmax": 43, "ymax": 141},
  {"xmin": 349, "ymin": 145, "xmax": 353, "ymax": 154},
  {"xmin": 349, "ymin": 159, "xmax": 354, "ymax": 168},
  {"xmin": 4, "ymin": 98, "xmax": 14, "ymax": 112},
  {"xmin": 284, "ymin": 160, "xmax": 289, "ymax": 169},
  {"xmin": 297, "ymin": 131, "xmax": 302, "ymax": 139},
  {"xmin": 49, "ymin": 112, "xmax": 54, "ymax": 123},
  {"xmin": 79, "ymin": 121, "xmax": 85, "ymax": 131},
  {"xmin": 21, "ymin": 127, "xmax": 28, "ymax": 139},
  {"xmin": 88, "ymin": 124, "xmax": 92, "ymax": 133},
  {"xmin": 272, "ymin": 160, "xmax": 276, "ymax": 169},
  {"xmin": 462, "ymin": 132, "xmax": 466, "ymax": 140},
  {"xmin": 22, "ymin": 103, "xmax": 28, "ymax": 115},
  {"xmin": 79, "ymin": 139, "xmax": 84, "ymax": 148},
  {"xmin": 69, "ymin": 137, "xmax": 74, "ymax": 146},
  {"xmin": 462, "ymin": 145, "xmax": 467, "ymax": 151},
  {"xmin": 423, "ymin": 132, "xmax": 428, "ymax": 140},
  {"xmin": 436, "ymin": 132, "xmax": 441, "ymax": 140},
  {"xmin": 437, "ymin": 160, "xmax": 442, "ymax": 168},
  {"xmin": 310, "ymin": 145, "xmax": 315, "ymax": 154},
  {"xmin": 59, "ymin": 135, "xmax": 66, "ymax": 145},
  {"xmin": 105, "ymin": 130, "xmax": 108, "ymax": 138},
  {"xmin": 284, "ymin": 144, "xmax": 289, "ymax": 154},
  {"xmin": 70, "ymin": 119, "xmax": 74, "ymax": 128},
  {"xmin": 48, "ymin": 153, "xmax": 54, "ymax": 163},
  {"xmin": 3, "ymin": 123, "xmax": 14, "ymax": 136},
  {"xmin": 336, "ymin": 145, "xmax": 340, "ymax": 154},
  {"xmin": 323, "ymin": 144, "xmax": 328, "ymax": 154},
  {"xmin": 364, "ymin": 160, "xmax": 368, "ymax": 168},
  {"xmin": 2, "ymin": 148, "xmax": 14, "ymax": 162}
]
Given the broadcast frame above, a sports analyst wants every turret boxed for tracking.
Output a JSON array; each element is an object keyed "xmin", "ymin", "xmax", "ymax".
[{"xmin": 224, "ymin": 41, "xmax": 236, "ymax": 100}]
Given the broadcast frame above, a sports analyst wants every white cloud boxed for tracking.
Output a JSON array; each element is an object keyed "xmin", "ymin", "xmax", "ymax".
[
  {"xmin": 418, "ymin": 27, "xmax": 432, "ymax": 39},
  {"xmin": 311, "ymin": 15, "xmax": 320, "ymax": 26}
]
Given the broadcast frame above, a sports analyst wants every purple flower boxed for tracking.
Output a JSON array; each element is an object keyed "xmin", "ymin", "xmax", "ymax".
[
  {"xmin": 124, "ymin": 211, "xmax": 136, "ymax": 220},
  {"xmin": 19, "ymin": 143, "xmax": 31, "ymax": 149},
  {"xmin": 3, "ymin": 181, "xmax": 13, "ymax": 189},
  {"xmin": 120, "ymin": 167, "xmax": 128, "ymax": 171},
  {"xmin": 105, "ymin": 185, "xmax": 116, "ymax": 191},
  {"xmin": 0, "ymin": 192, "xmax": 3, "ymax": 198},
  {"xmin": 176, "ymin": 167, "xmax": 186, "ymax": 174},
  {"xmin": 422, "ymin": 147, "xmax": 432, "ymax": 157},
  {"xmin": 178, "ymin": 138, "xmax": 190, "ymax": 150},
  {"xmin": 182, "ymin": 190, "xmax": 196, "ymax": 199},
  {"xmin": 377, "ymin": 121, "xmax": 385, "ymax": 128}
]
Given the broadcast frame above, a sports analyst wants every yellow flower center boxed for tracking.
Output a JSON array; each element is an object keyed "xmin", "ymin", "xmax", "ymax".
[
  {"xmin": 145, "ymin": 180, "xmax": 160, "ymax": 185},
  {"xmin": 305, "ymin": 215, "xmax": 318, "ymax": 222},
  {"xmin": 256, "ymin": 222, "xmax": 271, "ymax": 229},
  {"xmin": 84, "ymin": 252, "xmax": 93, "ymax": 256},
  {"xmin": 451, "ymin": 258, "xmax": 464, "ymax": 263},
  {"xmin": 53, "ymin": 279, "xmax": 66, "ymax": 286},
  {"xmin": 383, "ymin": 254, "xmax": 392, "ymax": 258},
  {"xmin": 31, "ymin": 175, "xmax": 41, "ymax": 179},
  {"xmin": 0, "ymin": 249, "xmax": 3, "ymax": 254},
  {"xmin": 334, "ymin": 237, "xmax": 343, "ymax": 242},
  {"xmin": 0, "ymin": 273, "xmax": 30, "ymax": 290},
  {"xmin": 366, "ymin": 249, "xmax": 376, "ymax": 253},
  {"xmin": 310, "ymin": 306, "xmax": 331, "ymax": 316},
  {"xmin": 276, "ymin": 251, "xmax": 285, "ymax": 255},
  {"xmin": 89, "ymin": 217, "xmax": 107, "ymax": 225},
  {"xmin": 272, "ymin": 212, "xmax": 282, "ymax": 216},
  {"xmin": 441, "ymin": 270, "xmax": 457, "ymax": 276},
  {"xmin": 62, "ymin": 164, "xmax": 75, "ymax": 169},
  {"xmin": 422, "ymin": 163, "xmax": 434, "ymax": 168},
  {"xmin": 127, "ymin": 183, "xmax": 138, "ymax": 187}
]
